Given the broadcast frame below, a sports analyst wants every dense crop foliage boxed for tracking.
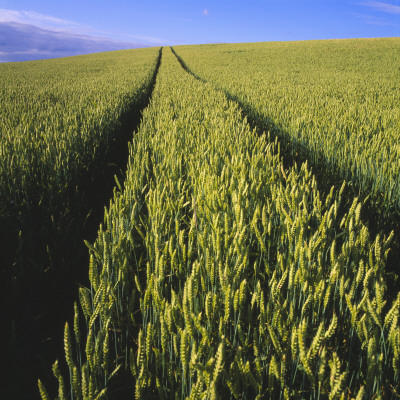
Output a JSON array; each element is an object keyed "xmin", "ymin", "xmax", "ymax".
[
  {"xmin": 0, "ymin": 47, "xmax": 160, "ymax": 219},
  {"xmin": 173, "ymin": 39, "xmax": 400, "ymax": 219},
  {"xmin": 0, "ymin": 47, "xmax": 161, "ymax": 400},
  {"xmin": 42, "ymin": 46, "xmax": 400, "ymax": 399}
]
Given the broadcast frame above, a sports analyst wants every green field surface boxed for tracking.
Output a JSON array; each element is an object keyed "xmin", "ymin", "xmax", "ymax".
[
  {"xmin": 0, "ymin": 47, "xmax": 160, "ymax": 219},
  {"xmin": 0, "ymin": 47, "xmax": 161, "ymax": 399},
  {"xmin": 39, "ymin": 45, "xmax": 400, "ymax": 399},
  {"xmin": 174, "ymin": 38, "xmax": 400, "ymax": 221},
  {"xmin": 2, "ymin": 39, "xmax": 400, "ymax": 400}
]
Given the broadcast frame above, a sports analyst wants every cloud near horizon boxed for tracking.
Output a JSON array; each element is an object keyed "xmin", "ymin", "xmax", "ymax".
[
  {"xmin": 0, "ymin": 22, "xmax": 148, "ymax": 62},
  {"xmin": 0, "ymin": 9, "xmax": 154, "ymax": 62}
]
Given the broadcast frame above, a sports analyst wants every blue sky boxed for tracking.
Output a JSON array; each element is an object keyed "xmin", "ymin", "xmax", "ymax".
[{"xmin": 0, "ymin": 0, "xmax": 399, "ymax": 62}]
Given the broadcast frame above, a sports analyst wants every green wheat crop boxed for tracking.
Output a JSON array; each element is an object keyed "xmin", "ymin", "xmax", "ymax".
[{"xmin": 41, "ymin": 46, "xmax": 400, "ymax": 399}]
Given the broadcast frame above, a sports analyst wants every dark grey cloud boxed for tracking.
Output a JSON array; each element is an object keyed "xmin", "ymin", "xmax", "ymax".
[{"xmin": 0, "ymin": 22, "xmax": 148, "ymax": 62}]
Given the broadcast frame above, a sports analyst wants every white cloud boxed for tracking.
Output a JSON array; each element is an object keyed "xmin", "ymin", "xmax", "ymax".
[
  {"xmin": 359, "ymin": 1, "xmax": 400, "ymax": 14},
  {"xmin": 0, "ymin": 21, "xmax": 148, "ymax": 62},
  {"xmin": 0, "ymin": 8, "xmax": 171, "ymax": 44},
  {"xmin": 0, "ymin": 8, "xmax": 170, "ymax": 61},
  {"xmin": 352, "ymin": 12, "xmax": 395, "ymax": 25},
  {"xmin": 0, "ymin": 9, "xmax": 83, "ymax": 31},
  {"xmin": 203, "ymin": 9, "xmax": 209, "ymax": 16}
]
